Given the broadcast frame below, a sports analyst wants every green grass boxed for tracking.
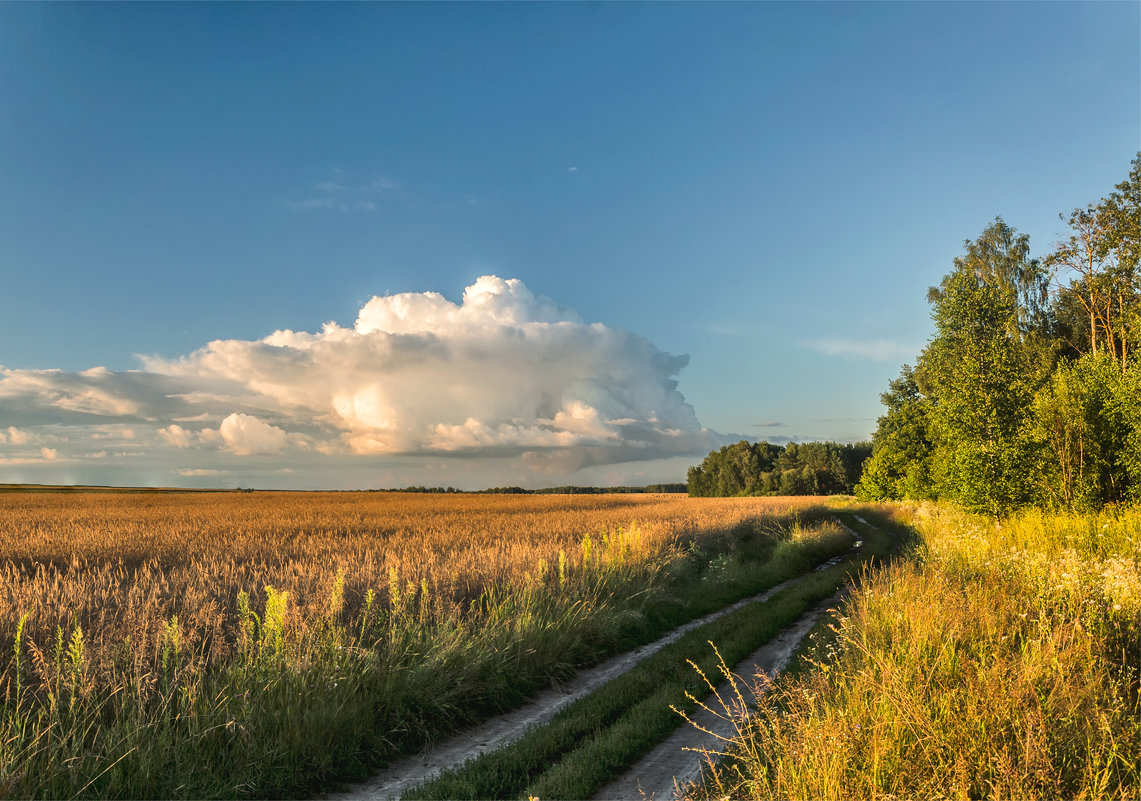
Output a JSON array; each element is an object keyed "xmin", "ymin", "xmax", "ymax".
[{"xmin": 404, "ymin": 511, "xmax": 901, "ymax": 801}]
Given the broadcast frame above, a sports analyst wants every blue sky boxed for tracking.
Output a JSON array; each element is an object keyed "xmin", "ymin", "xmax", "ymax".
[{"xmin": 1, "ymin": 2, "xmax": 1138, "ymax": 489}]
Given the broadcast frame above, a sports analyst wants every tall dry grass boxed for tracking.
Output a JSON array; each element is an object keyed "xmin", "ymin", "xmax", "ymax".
[
  {"xmin": 687, "ymin": 503, "xmax": 1141, "ymax": 800},
  {"xmin": 0, "ymin": 491, "xmax": 827, "ymax": 798}
]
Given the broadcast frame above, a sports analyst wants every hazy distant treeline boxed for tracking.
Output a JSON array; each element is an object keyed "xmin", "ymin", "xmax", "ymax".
[
  {"xmin": 686, "ymin": 440, "xmax": 871, "ymax": 497},
  {"xmin": 480, "ymin": 484, "xmax": 687, "ymax": 495},
  {"xmin": 378, "ymin": 484, "xmax": 688, "ymax": 495}
]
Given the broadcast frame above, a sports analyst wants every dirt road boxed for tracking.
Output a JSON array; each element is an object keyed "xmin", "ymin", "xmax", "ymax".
[{"xmin": 325, "ymin": 520, "xmax": 865, "ymax": 801}]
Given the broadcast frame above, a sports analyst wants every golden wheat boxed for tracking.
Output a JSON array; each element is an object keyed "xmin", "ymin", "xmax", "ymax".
[{"xmin": 0, "ymin": 492, "xmax": 817, "ymax": 695}]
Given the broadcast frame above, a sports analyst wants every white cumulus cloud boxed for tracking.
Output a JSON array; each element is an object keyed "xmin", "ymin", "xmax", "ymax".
[
  {"xmin": 143, "ymin": 275, "xmax": 710, "ymax": 461},
  {"xmin": 158, "ymin": 424, "xmax": 196, "ymax": 449},
  {"xmin": 218, "ymin": 413, "xmax": 289, "ymax": 456},
  {"xmin": 0, "ymin": 276, "xmax": 724, "ymax": 482}
]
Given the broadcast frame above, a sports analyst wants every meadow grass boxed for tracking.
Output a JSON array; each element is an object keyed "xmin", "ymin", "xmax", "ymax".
[
  {"xmin": 0, "ymin": 491, "xmax": 832, "ymax": 799},
  {"xmin": 686, "ymin": 502, "xmax": 1141, "ymax": 800}
]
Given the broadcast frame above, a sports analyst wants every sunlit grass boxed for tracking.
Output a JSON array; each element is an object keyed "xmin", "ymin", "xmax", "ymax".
[{"xmin": 684, "ymin": 503, "xmax": 1141, "ymax": 800}]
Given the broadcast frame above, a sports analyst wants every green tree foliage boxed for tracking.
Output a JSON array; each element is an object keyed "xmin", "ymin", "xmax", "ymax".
[
  {"xmin": 928, "ymin": 216, "xmax": 1050, "ymax": 341},
  {"xmin": 1118, "ymin": 364, "xmax": 1141, "ymax": 501},
  {"xmin": 861, "ymin": 153, "xmax": 1141, "ymax": 514},
  {"xmin": 1046, "ymin": 155, "xmax": 1141, "ymax": 369},
  {"xmin": 1033, "ymin": 353, "xmax": 1140, "ymax": 508},
  {"xmin": 925, "ymin": 255, "xmax": 1041, "ymax": 515},
  {"xmin": 855, "ymin": 365, "xmax": 935, "ymax": 501},
  {"xmin": 687, "ymin": 440, "xmax": 871, "ymax": 497}
]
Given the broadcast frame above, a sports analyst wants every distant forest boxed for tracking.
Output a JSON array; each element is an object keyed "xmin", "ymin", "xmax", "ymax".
[
  {"xmin": 686, "ymin": 440, "xmax": 871, "ymax": 497},
  {"xmin": 857, "ymin": 153, "xmax": 1140, "ymax": 515}
]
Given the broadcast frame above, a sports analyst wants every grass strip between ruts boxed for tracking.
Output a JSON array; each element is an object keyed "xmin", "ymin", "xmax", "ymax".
[{"xmin": 403, "ymin": 512, "xmax": 901, "ymax": 801}]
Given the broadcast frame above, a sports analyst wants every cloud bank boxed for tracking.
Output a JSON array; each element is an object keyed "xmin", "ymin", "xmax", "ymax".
[{"xmin": 0, "ymin": 276, "xmax": 722, "ymax": 487}]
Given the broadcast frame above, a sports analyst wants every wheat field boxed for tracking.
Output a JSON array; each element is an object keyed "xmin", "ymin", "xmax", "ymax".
[
  {"xmin": 0, "ymin": 492, "xmax": 820, "ymax": 670},
  {"xmin": 0, "ymin": 490, "xmax": 831, "ymax": 799}
]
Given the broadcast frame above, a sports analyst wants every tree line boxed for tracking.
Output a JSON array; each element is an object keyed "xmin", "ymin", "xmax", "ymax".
[
  {"xmin": 687, "ymin": 440, "xmax": 872, "ymax": 497},
  {"xmin": 857, "ymin": 154, "xmax": 1140, "ymax": 515}
]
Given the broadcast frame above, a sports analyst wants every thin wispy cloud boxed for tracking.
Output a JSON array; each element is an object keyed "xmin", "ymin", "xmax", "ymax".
[
  {"xmin": 751, "ymin": 421, "xmax": 784, "ymax": 428},
  {"xmin": 284, "ymin": 197, "xmax": 380, "ymax": 213},
  {"xmin": 803, "ymin": 337, "xmax": 917, "ymax": 362},
  {"xmin": 283, "ymin": 169, "xmax": 398, "ymax": 213},
  {"xmin": 0, "ymin": 454, "xmax": 58, "ymax": 466},
  {"xmin": 810, "ymin": 416, "xmax": 876, "ymax": 423}
]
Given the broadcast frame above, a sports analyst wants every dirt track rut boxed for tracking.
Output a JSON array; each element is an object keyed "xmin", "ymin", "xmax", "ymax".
[{"xmin": 592, "ymin": 589, "xmax": 847, "ymax": 799}]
